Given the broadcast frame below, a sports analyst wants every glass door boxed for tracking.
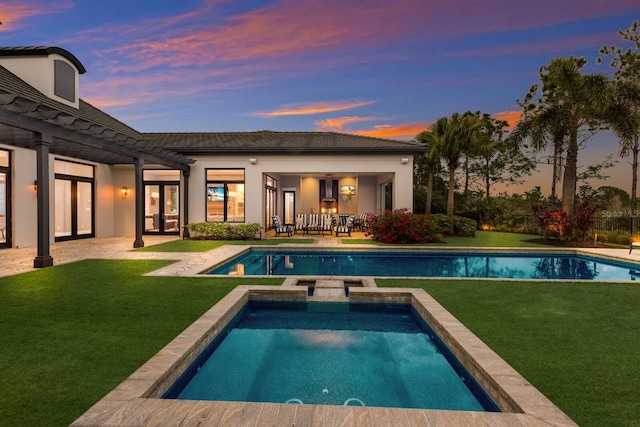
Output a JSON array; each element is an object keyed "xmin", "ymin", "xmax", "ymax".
[
  {"xmin": 283, "ymin": 191, "xmax": 295, "ymax": 225},
  {"xmin": 0, "ymin": 149, "xmax": 9, "ymax": 248},
  {"xmin": 144, "ymin": 182, "xmax": 180, "ymax": 234},
  {"xmin": 54, "ymin": 177, "xmax": 94, "ymax": 241}
]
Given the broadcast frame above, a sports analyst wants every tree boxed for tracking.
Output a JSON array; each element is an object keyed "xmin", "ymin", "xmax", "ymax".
[
  {"xmin": 427, "ymin": 112, "xmax": 483, "ymax": 217},
  {"xmin": 599, "ymin": 21, "xmax": 640, "ymax": 234},
  {"xmin": 468, "ymin": 112, "xmax": 536, "ymax": 200},
  {"xmin": 510, "ymin": 91, "xmax": 567, "ymax": 206},
  {"xmin": 415, "ymin": 129, "xmax": 443, "ymax": 214},
  {"xmin": 513, "ymin": 57, "xmax": 611, "ymax": 217}
]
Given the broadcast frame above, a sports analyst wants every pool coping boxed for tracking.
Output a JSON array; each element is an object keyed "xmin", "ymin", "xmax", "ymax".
[{"xmin": 71, "ymin": 286, "xmax": 577, "ymax": 426}]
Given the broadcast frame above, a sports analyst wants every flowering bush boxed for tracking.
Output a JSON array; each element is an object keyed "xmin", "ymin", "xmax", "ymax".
[
  {"xmin": 575, "ymin": 201, "xmax": 598, "ymax": 240},
  {"xmin": 365, "ymin": 209, "xmax": 442, "ymax": 244}
]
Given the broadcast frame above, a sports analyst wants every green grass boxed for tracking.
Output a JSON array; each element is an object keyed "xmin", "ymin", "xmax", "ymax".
[
  {"xmin": 132, "ymin": 238, "xmax": 314, "ymax": 252},
  {"xmin": 378, "ymin": 278, "xmax": 640, "ymax": 427},
  {"xmin": 3, "ymin": 247, "xmax": 640, "ymax": 426},
  {"xmin": 344, "ymin": 230, "xmax": 550, "ymax": 247},
  {"xmin": 0, "ymin": 260, "xmax": 282, "ymax": 426}
]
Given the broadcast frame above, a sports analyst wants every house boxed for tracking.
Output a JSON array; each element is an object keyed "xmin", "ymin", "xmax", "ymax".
[{"xmin": 0, "ymin": 46, "xmax": 426, "ymax": 267}]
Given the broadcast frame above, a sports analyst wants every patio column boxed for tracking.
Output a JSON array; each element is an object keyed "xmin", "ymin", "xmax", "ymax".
[
  {"xmin": 33, "ymin": 132, "xmax": 53, "ymax": 268},
  {"xmin": 182, "ymin": 168, "xmax": 190, "ymax": 238},
  {"xmin": 133, "ymin": 157, "xmax": 144, "ymax": 248}
]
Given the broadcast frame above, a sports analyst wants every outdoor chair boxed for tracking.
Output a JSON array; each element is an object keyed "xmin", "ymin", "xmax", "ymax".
[
  {"xmin": 335, "ymin": 214, "xmax": 355, "ymax": 237},
  {"xmin": 271, "ymin": 216, "xmax": 293, "ymax": 237}
]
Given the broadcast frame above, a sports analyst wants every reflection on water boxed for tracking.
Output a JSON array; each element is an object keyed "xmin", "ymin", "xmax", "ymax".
[{"xmin": 211, "ymin": 251, "xmax": 635, "ymax": 280}]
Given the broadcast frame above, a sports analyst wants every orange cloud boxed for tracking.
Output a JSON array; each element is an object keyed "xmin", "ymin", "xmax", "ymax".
[
  {"xmin": 316, "ymin": 116, "xmax": 377, "ymax": 131},
  {"xmin": 0, "ymin": 1, "xmax": 73, "ymax": 31},
  {"xmin": 254, "ymin": 101, "xmax": 375, "ymax": 117},
  {"xmin": 495, "ymin": 110, "xmax": 523, "ymax": 129},
  {"xmin": 353, "ymin": 123, "xmax": 428, "ymax": 141}
]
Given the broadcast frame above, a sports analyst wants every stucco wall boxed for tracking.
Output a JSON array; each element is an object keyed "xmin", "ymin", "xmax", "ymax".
[
  {"xmin": 186, "ymin": 153, "xmax": 415, "ymax": 226},
  {"xmin": 0, "ymin": 55, "xmax": 80, "ymax": 108}
]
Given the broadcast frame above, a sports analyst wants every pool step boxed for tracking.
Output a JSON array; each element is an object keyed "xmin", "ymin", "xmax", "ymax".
[
  {"xmin": 313, "ymin": 280, "xmax": 346, "ymax": 298},
  {"xmin": 286, "ymin": 278, "xmax": 369, "ymax": 301}
]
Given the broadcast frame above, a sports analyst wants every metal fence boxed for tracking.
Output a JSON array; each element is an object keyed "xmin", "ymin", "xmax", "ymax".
[
  {"xmin": 506, "ymin": 214, "xmax": 637, "ymax": 237},
  {"xmin": 590, "ymin": 216, "xmax": 635, "ymax": 237}
]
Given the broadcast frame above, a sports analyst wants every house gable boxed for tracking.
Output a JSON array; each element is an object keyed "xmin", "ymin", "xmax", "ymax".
[{"xmin": 0, "ymin": 46, "xmax": 86, "ymax": 109}]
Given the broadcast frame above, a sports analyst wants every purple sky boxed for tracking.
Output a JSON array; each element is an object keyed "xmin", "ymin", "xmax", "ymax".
[{"xmin": 1, "ymin": 0, "xmax": 639, "ymax": 196}]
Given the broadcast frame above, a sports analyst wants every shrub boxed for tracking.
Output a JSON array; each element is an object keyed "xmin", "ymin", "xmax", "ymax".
[
  {"xmin": 365, "ymin": 209, "xmax": 442, "ymax": 244},
  {"xmin": 186, "ymin": 222, "xmax": 260, "ymax": 240},
  {"xmin": 430, "ymin": 214, "xmax": 477, "ymax": 237}
]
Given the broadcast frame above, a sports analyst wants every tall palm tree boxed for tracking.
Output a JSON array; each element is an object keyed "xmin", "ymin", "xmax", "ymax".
[
  {"xmin": 599, "ymin": 21, "xmax": 640, "ymax": 234},
  {"xmin": 429, "ymin": 112, "xmax": 483, "ymax": 217},
  {"xmin": 415, "ymin": 130, "xmax": 442, "ymax": 214},
  {"xmin": 516, "ymin": 57, "xmax": 610, "ymax": 217}
]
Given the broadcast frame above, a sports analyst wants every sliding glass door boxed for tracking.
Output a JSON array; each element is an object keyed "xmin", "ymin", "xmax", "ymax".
[{"xmin": 0, "ymin": 149, "xmax": 10, "ymax": 249}]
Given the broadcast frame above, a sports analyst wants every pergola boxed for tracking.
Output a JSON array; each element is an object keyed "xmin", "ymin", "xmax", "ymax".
[{"xmin": 0, "ymin": 64, "xmax": 194, "ymax": 267}]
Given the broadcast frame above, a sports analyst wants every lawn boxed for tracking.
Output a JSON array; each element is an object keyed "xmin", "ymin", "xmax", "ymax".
[
  {"xmin": 0, "ymin": 260, "xmax": 282, "ymax": 426},
  {"xmin": 378, "ymin": 278, "xmax": 640, "ymax": 427},
  {"xmin": 1, "ymin": 254, "xmax": 639, "ymax": 426}
]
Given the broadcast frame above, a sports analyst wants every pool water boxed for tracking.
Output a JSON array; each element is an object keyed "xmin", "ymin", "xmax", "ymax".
[
  {"xmin": 164, "ymin": 302, "xmax": 499, "ymax": 411},
  {"xmin": 207, "ymin": 249, "xmax": 639, "ymax": 280}
]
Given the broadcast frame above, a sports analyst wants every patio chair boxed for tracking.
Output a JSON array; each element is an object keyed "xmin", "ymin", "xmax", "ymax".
[
  {"xmin": 335, "ymin": 214, "xmax": 355, "ymax": 237},
  {"xmin": 272, "ymin": 216, "xmax": 293, "ymax": 237}
]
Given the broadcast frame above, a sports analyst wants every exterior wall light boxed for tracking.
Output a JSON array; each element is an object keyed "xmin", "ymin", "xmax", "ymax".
[
  {"xmin": 401, "ymin": 158, "xmax": 409, "ymax": 164},
  {"xmin": 121, "ymin": 186, "xmax": 129, "ymax": 199},
  {"xmin": 33, "ymin": 180, "xmax": 38, "ymax": 191},
  {"xmin": 249, "ymin": 158, "xmax": 257, "ymax": 164}
]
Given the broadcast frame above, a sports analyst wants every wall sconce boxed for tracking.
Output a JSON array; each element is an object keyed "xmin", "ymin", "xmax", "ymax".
[
  {"xmin": 33, "ymin": 180, "xmax": 38, "ymax": 191},
  {"xmin": 121, "ymin": 186, "xmax": 129, "ymax": 199},
  {"xmin": 249, "ymin": 158, "xmax": 257, "ymax": 164},
  {"xmin": 401, "ymin": 158, "xmax": 409, "ymax": 164}
]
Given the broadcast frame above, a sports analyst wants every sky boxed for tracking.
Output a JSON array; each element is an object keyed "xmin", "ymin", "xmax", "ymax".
[{"xmin": 1, "ymin": 0, "xmax": 640, "ymax": 196}]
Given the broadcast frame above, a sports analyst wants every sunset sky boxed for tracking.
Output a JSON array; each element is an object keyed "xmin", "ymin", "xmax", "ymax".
[{"xmin": 1, "ymin": 0, "xmax": 639, "ymax": 195}]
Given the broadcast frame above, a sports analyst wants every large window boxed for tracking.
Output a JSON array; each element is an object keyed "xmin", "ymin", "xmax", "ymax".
[{"xmin": 206, "ymin": 169, "xmax": 245, "ymax": 222}]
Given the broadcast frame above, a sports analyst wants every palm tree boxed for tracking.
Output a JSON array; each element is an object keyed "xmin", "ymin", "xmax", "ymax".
[
  {"xmin": 428, "ymin": 112, "xmax": 483, "ymax": 217},
  {"xmin": 515, "ymin": 57, "xmax": 610, "ymax": 218},
  {"xmin": 415, "ymin": 130, "xmax": 442, "ymax": 214},
  {"xmin": 599, "ymin": 21, "xmax": 640, "ymax": 234}
]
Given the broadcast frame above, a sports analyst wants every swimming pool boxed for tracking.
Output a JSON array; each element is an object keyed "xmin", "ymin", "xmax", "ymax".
[
  {"xmin": 72, "ymin": 287, "xmax": 577, "ymax": 426},
  {"xmin": 206, "ymin": 249, "xmax": 640, "ymax": 280},
  {"xmin": 164, "ymin": 301, "xmax": 499, "ymax": 411}
]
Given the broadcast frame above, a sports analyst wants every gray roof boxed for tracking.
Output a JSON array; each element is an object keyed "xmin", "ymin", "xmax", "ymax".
[
  {"xmin": 143, "ymin": 131, "xmax": 427, "ymax": 154},
  {"xmin": 0, "ymin": 64, "xmax": 194, "ymax": 168}
]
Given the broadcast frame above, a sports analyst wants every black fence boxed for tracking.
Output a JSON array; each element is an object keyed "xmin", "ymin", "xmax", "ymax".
[
  {"xmin": 506, "ymin": 214, "xmax": 637, "ymax": 237},
  {"xmin": 590, "ymin": 216, "xmax": 636, "ymax": 237}
]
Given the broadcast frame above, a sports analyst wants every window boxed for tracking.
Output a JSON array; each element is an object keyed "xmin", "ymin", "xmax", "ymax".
[
  {"xmin": 54, "ymin": 60, "xmax": 75, "ymax": 102},
  {"xmin": 265, "ymin": 174, "xmax": 277, "ymax": 228},
  {"xmin": 206, "ymin": 169, "xmax": 244, "ymax": 222}
]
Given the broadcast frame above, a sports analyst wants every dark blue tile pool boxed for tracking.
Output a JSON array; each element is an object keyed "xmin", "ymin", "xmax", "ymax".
[
  {"xmin": 164, "ymin": 301, "xmax": 499, "ymax": 411},
  {"xmin": 206, "ymin": 249, "xmax": 640, "ymax": 280}
]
